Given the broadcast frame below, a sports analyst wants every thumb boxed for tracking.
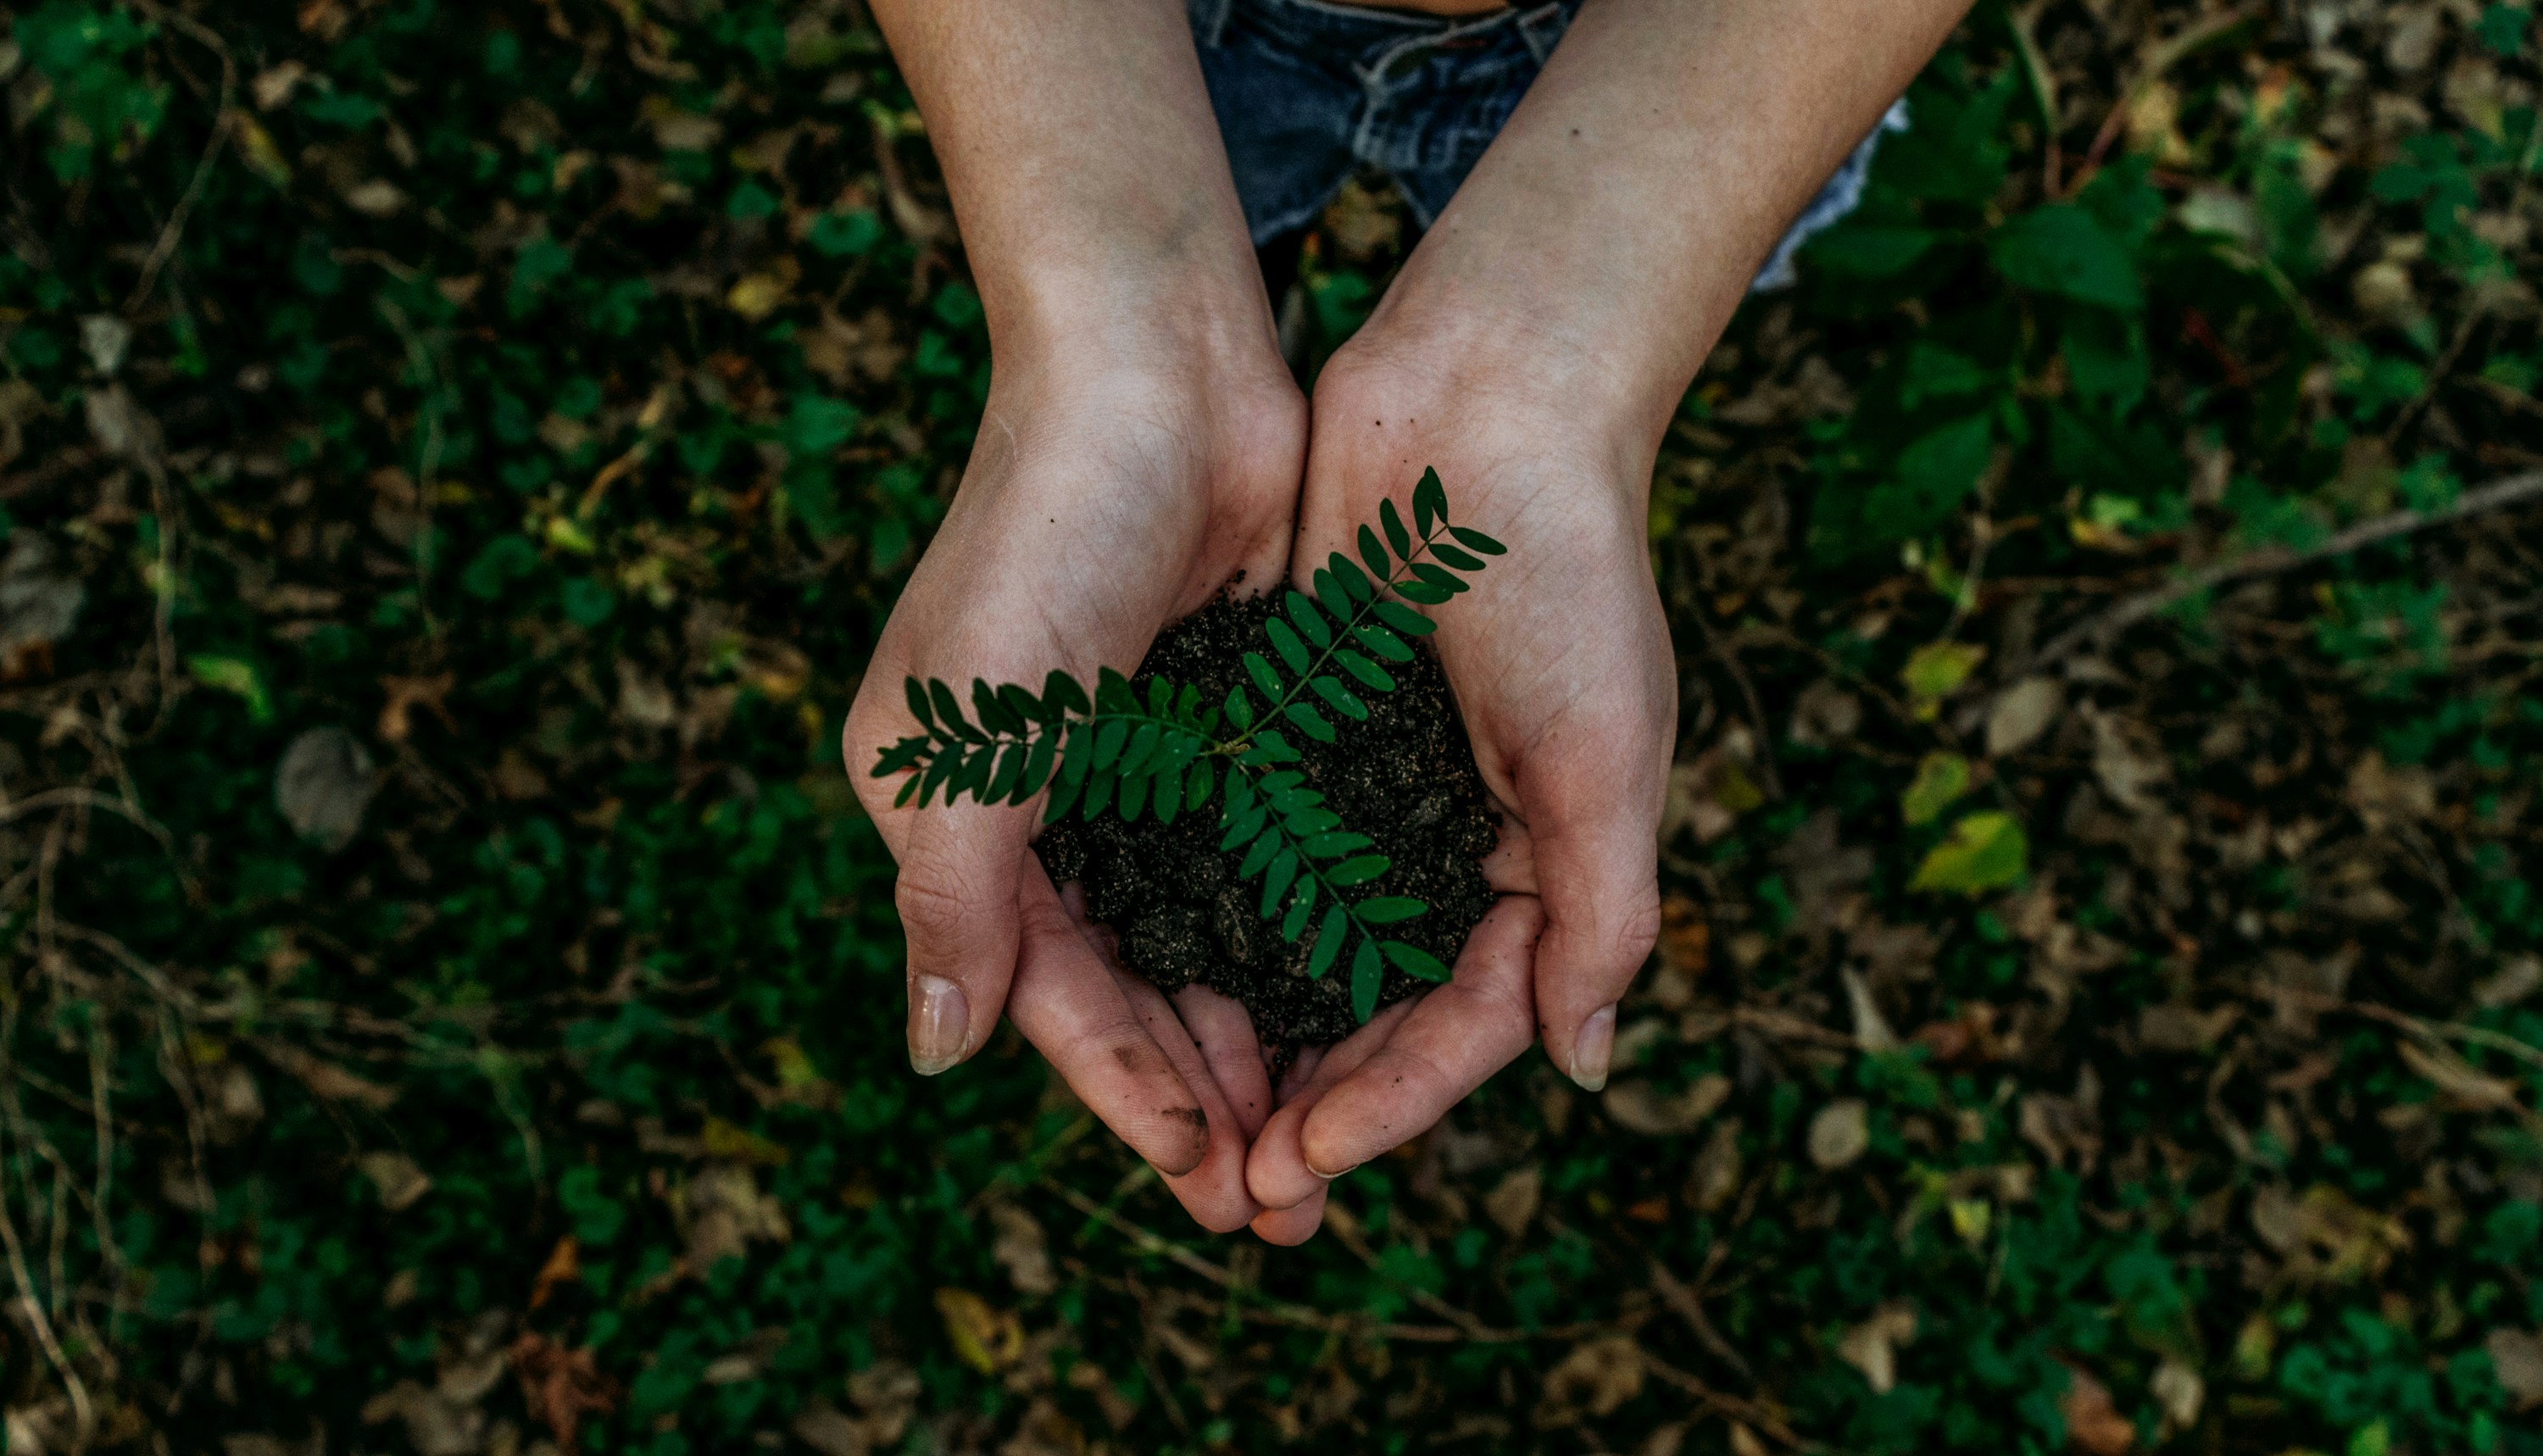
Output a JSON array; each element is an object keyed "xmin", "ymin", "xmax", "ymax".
[
  {"xmin": 890, "ymin": 804, "xmax": 1032, "ymax": 1075},
  {"xmin": 1525, "ymin": 782, "xmax": 1662, "ymax": 1095}
]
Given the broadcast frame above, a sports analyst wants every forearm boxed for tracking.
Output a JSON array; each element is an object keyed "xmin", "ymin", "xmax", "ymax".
[
  {"xmin": 1364, "ymin": 0, "xmax": 1970, "ymax": 451},
  {"xmin": 869, "ymin": 0, "xmax": 1272, "ymax": 363}
]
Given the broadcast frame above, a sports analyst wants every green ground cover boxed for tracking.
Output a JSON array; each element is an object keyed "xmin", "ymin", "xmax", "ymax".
[{"xmin": 3, "ymin": 1, "xmax": 2542, "ymax": 1453}]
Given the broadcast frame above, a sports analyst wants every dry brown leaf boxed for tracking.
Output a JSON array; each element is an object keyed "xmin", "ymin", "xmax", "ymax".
[
  {"xmin": 1986, "ymin": 678, "xmax": 2063, "ymax": 756},
  {"xmin": 988, "ymin": 1204, "xmax": 1057, "ymax": 1298},
  {"xmin": 2487, "ymin": 1329, "xmax": 2543, "ymax": 1408},
  {"xmin": 2058, "ymin": 1363, "xmax": 2134, "ymax": 1454},
  {"xmin": 1808, "ymin": 1098, "xmax": 1871, "ymax": 1169},
  {"xmin": 1837, "ymin": 1302, "xmax": 1918, "ymax": 1393},
  {"xmin": 359, "ymin": 1151, "xmax": 431, "ymax": 1212},
  {"xmin": 1603, "ymin": 1074, "xmax": 1731, "ymax": 1136},
  {"xmin": 1484, "ymin": 1164, "xmax": 1542, "ymax": 1236},
  {"xmin": 1534, "ymin": 1335, "xmax": 1645, "ymax": 1427}
]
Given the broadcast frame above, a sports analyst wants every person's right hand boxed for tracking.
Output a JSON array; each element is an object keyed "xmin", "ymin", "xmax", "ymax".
[{"xmin": 843, "ymin": 324, "xmax": 1304, "ymax": 1232}]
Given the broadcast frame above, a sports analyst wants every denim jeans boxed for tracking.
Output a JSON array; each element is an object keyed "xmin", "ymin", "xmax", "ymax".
[{"xmin": 1188, "ymin": 0, "xmax": 1906, "ymax": 291}]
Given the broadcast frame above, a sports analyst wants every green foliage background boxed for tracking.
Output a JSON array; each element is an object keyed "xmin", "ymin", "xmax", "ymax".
[{"xmin": 2, "ymin": 1, "xmax": 2541, "ymax": 1453}]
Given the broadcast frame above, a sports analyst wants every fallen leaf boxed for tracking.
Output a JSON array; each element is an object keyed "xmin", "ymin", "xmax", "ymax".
[
  {"xmin": 988, "ymin": 1204, "xmax": 1057, "ymax": 1297},
  {"xmin": 1901, "ymin": 752, "xmax": 1972, "ymax": 826},
  {"xmin": 2058, "ymin": 1363, "xmax": 2134, "ymax": 1454},
  {"xmin": 1603, "ymin": 1074, "xmax": 1731, "ymax": 1136},
  {"xmin": 1911, "ymin": 812, "xmax": 2030, "ymax": 894},
  {"xmin": 2150, "ymin": 1359, "xmax": 2203, "ymax": 1431},
  {"xmin": 1808, "ymin": 1098, "xmax": 1871, "ymax": 1169},
  {"xmin": 510, "ymin": 1331, "xmax": 620, "ymax": 1455},
  {"xmin": 1534, "ymin": 1335, "xmax": 1645, "ymax": 1427},
  {"xmin": 529, "ymin": 1236, "xmax": 580, "ymax": 1310},
  {"xmin": 0, "ymin": 536, "xmax": 86, "ymax": 675},
  {"xmin": 276, "ymin": 726, "xmax": 377, "ymax": 851},
  {"xmin": 1484, "ymin": 1164, "xmax": 1543, "ymax": 1235},
  {"xmin": 2486, "ymin": 1328, "xmax": 2543, "ymax": 1408},
  {"xmin": 359, "ymin": 1152, "xmax": 432, "ymax": 1212},
  {"xmin": 251, "ymin": 60, "xmax": 306, "ymax": 110},
  {"xmin": 1843, "ymin": 969, "xmax": 1901, "ymax": 1052},
  {"xmin": 1837, "ymin": 1302, "xmax": 1918, "ymax": 1393},
  {"xmin": 1900, "ymin": 640, "xmax": 1985, "ymax": 719},
  {"xmin": 1686, "ymin": 1119, "xmax": 1744, "ymax": 1213},
  {"xmin": 1986, "ymin": 678, "xmax": 2063, "ymax": 756},
  {"xmin": 379, "ymin": 672, "xmax": 456, "ymax": 742},
  {"xmin": 934, "ymin": 1287, "xmax": 1022, "ymax": 1374}
]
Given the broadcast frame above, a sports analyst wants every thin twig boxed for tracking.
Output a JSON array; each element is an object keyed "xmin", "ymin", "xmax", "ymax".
[
  {"xmin": 1040, "ymin": 1178, "xmax": 1594, "ymax": 1343},
  {"xmin": 1650, "ymin": 1254, "xmax": 1757, "ymax": 1387},
  {"xmin": 2024, "ymin": 468, "xmax": 2543, "ymax": 675},
  {"xmin": 1690, "ymin": 610, "xmax": 1783, "ymax": 800},
  {"xmin": 2067, "ymin": 3, "xmax": 2266, "ymax": 193},
  {"xmin": 1636, "ymin": 1346, "xmax": 1813, "ymax": 1450},
  {"xmin": 123, "ymin": 2, "xmax": 236, "ymax": 315}
]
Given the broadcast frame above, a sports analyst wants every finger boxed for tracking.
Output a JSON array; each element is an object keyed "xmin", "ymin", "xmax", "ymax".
[
  {"xmin": 1249, "ymin": 1186, "xmax": 1327, "ymax": 1246},
  {"xmin": 1294, "ymin": 895, "xmax": 1543, "ymax": 1183},
  {"xmin": 1245, "ymin": 994, "xmax": 1423, "ymax": 1213},
  {"xmin": 1118, "ymin": 972, "xmax": 1263, "ymax": 1232},
  {"xmin": 1275, "ymin": 1044, "xmax": 1327, "ymax": 1105},
  {"xmin": 1006, "ymin": 869, "xmax": 1214, "ymax": 1177},
  {"xmin": 1479, "ymin": 799, "xmax": 1537, "ymax": 895},
  {"xmin": 1175, "ymin": 985, "xmax": 1273, "ymax": 1140},
  {"xmin": 887, "ymin": 803, "xmax": 1035, "ymax": 1075},
  {"xmin": 1526, "ymin": 792, "xmax": 1662, "ymax": 1093}
]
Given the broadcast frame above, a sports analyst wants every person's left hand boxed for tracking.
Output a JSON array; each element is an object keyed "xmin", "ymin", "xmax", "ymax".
[{"xmin": 1242, "ymin": 328, "xmax": 1677, "ymax": 1242}]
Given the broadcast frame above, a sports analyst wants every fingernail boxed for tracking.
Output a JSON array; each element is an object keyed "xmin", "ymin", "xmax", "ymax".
[
  {"xmin": 1305, "ymin": 1156, "xmax": 1359, "ymax": 1181},
  {"xmin": 909, "ymin": 974, "xmax": 969, "ymax": 1075},
  {"xmin": 1569, "ymin": 1003, "xmax": 1617, "ymax": 1092}
]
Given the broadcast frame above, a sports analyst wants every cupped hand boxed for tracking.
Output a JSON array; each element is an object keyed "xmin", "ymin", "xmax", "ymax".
[
  {"xmin": 1244, "ymin": 338, "xmax": 1674, "ymax": 1237},
  {"xmin": 845, "ymin": 332, "xmax": 1303, "ymax": 1231}
]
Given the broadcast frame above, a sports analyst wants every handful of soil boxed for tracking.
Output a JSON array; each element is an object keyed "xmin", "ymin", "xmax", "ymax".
[{"xmin": 1035, "ymin": 592, "xmax": 1498, "ymax": 1048}]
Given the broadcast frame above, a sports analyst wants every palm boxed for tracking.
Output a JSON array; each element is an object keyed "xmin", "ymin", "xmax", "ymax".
[
  {"xmin": 1243, "ymin": 376, "xmax": 1672, "ymax": 1240},
  {"xmin": 847, "ymin": 360, "xmax": 1303, "ymax": 1231}
]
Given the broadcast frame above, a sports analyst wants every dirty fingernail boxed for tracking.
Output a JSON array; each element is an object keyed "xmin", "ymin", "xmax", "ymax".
[
  {"xmin": 909, "ymin": 974, "xmax": 969, "ymax": 1075},
  {"xmin": 1569, "ymin": 1003, "xmax": 1617, "ymax": 1092}
]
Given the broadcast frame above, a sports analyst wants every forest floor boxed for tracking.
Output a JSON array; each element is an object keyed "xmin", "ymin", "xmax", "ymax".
[{"xmin": 4, "ymin": 1, "xmax": 2543, "ymax": 1453}]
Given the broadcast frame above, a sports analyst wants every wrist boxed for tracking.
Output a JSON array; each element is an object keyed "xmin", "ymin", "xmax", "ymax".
[{"xmin": 1345, "ymin": 264, "xmax": 1710, "ymax": 470}]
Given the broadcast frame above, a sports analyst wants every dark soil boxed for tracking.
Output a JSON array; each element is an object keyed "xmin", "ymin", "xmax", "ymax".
[{"xmin": 1034, "ymin": 592, "xmax": 1499, "ymax": 1048}]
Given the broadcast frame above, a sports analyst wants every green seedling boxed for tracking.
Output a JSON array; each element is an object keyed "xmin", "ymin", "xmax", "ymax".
[{"xmin": 871, "ymin": 468, "xmax": 1504, "ymax": 1022}]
